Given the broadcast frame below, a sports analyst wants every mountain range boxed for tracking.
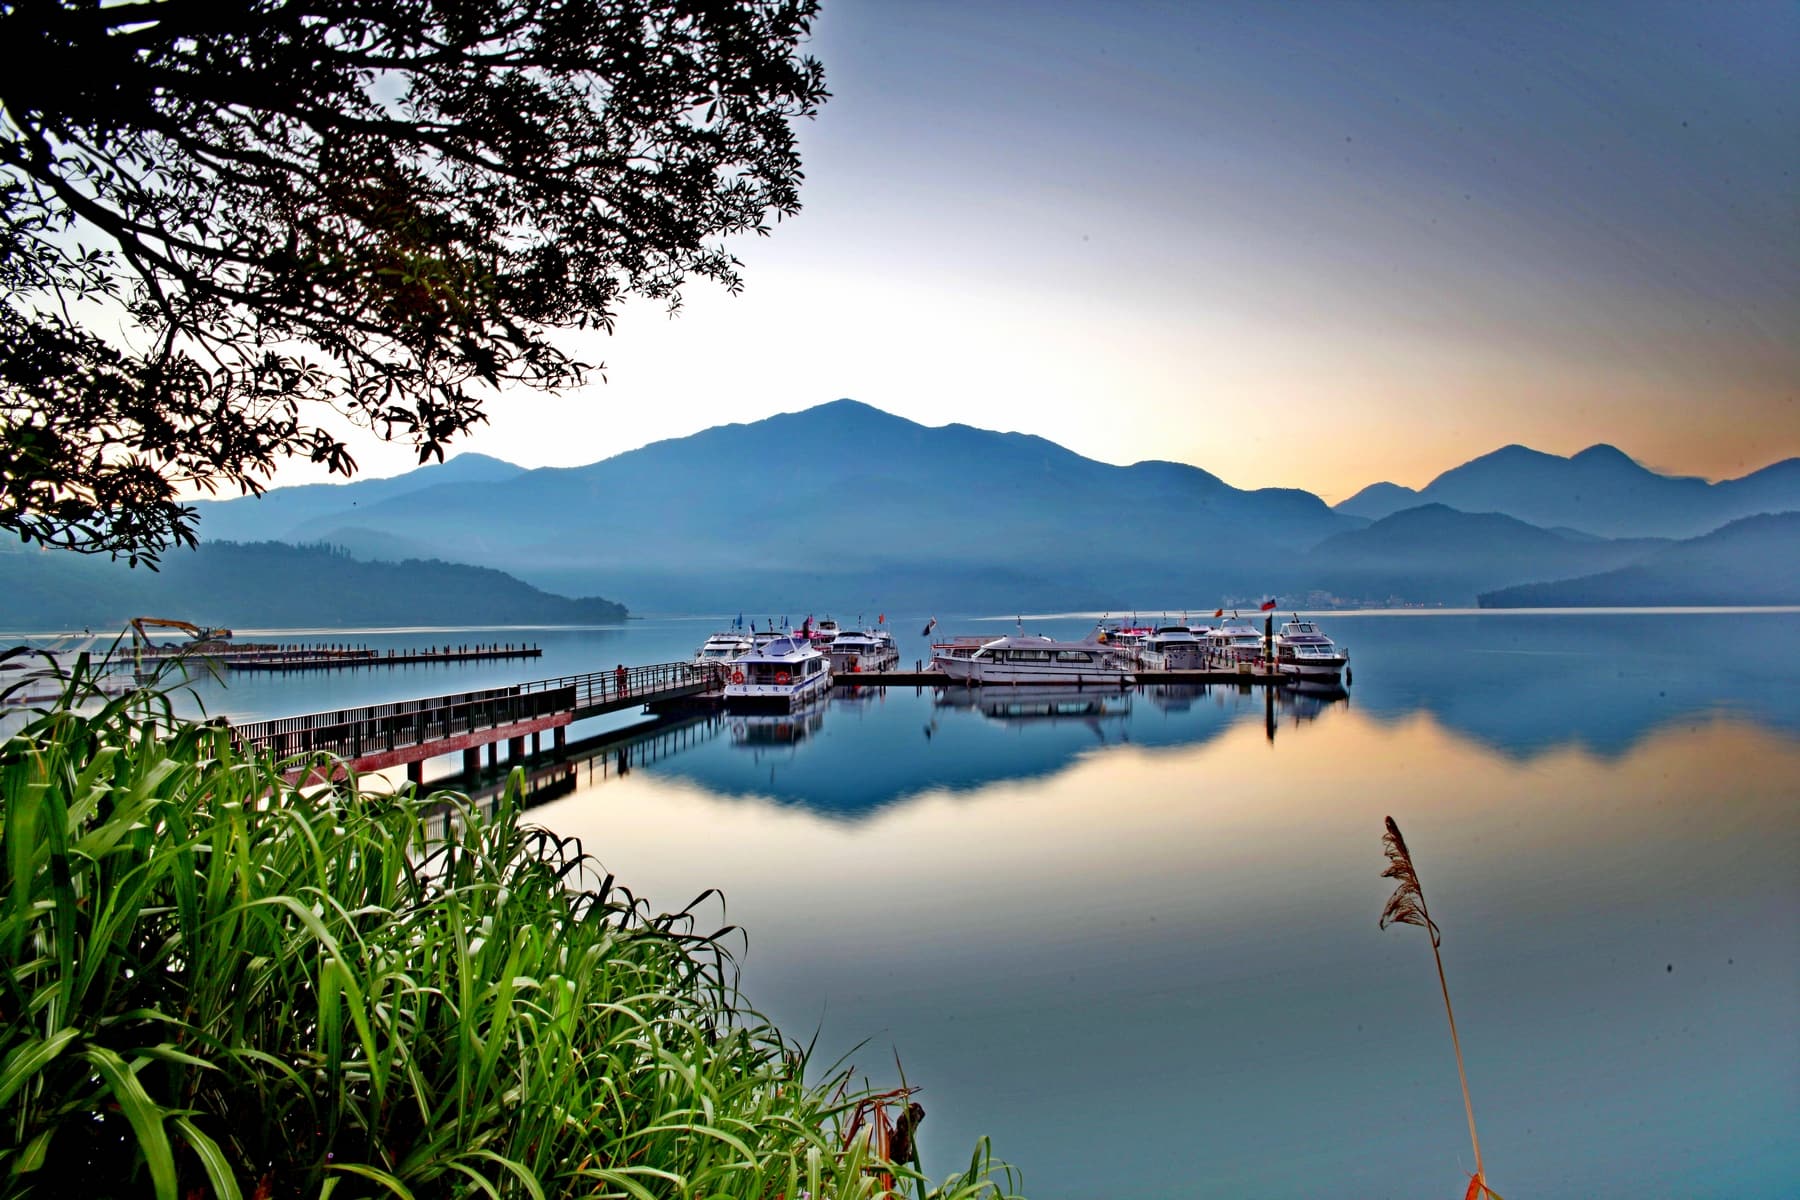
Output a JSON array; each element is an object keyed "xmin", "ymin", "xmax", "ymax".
[
  {"xmin": 199, "ymin": 400, "xmax": 1359, "ymax": 611},
  {"xmin": 7, "ymin": 400, "xmax": 1798, "ymax": 620},
  {"xmin": 1334, "ymin": 443, "xmax": 1799, "ymax": 539}
]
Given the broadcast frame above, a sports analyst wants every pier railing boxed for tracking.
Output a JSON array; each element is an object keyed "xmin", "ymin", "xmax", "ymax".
[
  {"xmin": 518, "ymin": 660, "xmax": 727, "ymax": 713},
  {"xmin": 231, "ymin": 684, "xmax": 575, "ymax": 761},
  {"xmin": 225, "ymin": 660, "xmax": 729, "ymax": 767}
]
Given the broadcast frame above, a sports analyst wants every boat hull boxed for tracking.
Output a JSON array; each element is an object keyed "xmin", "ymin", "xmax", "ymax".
[
  {"xmin": 723, "ymin": 672, "xmax": 834, "ymax": 711},
  {"xmin": 937, "ymin": 658, "xmax": 1134, "ymax": 686}
]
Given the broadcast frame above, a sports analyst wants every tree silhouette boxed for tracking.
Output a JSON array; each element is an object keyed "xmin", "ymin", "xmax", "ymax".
[{"xmin": 1, "ymin": 0, "xmax": 826, "ymax": 562}]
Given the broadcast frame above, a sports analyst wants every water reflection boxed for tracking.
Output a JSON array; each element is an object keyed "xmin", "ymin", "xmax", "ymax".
[
  {"xmin": 638, "ymin": 683, "xmax": 1325, "ymax": 818},
  {"xmin": 524, "ymin": 701, "xmax": 1799, "ymax": 1200}
]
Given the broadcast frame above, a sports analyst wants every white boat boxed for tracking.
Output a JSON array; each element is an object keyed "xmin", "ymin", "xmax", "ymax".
[
  {"xmin": 936, "ymin": 627, "xmax": 1135, "ymax": 686},
  {"xmin": 1273, "ymin": 619, "xmax": 1350, "ymax": 682},
  {"xmin": 1099, "ymin": 623, "xmax": 1151, "ymax": 667},
  {"xmin": 827, "ymin": 628, "xmax": 899, "ymax": 674},
  {"xmin": 1202, "ymin": 619, "xmax": 1266, "ymax": 668},
  {"xmin": 929, "ymin": 635, "xmax": 991, "ymax": 673},
  {"xmin": 1140, "ymin": 625, "xmax": 1206, "ymax": 671},
  {"xmin": 691, "ymin": 631, "xmax": 753, "ymax": 670},
  {"xmin": 723, "ymin": 635, "xmax": 833, "ymax": 709}
]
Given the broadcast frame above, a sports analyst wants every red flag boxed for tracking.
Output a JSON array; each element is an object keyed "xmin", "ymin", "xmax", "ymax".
[
  {"xmin": 1212, "ymin": 608, "xmax": 1223, "ymax": 619},
  {"xmin": 878, "ymin": 614, "xmax": 884, "ymax": 624},
  {"xmin": 1258, "ymin": 596, "xmax": 1277, "ymax": 612}
]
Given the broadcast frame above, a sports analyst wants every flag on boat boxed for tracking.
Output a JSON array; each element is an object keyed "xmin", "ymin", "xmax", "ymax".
[
  {"xmin": 1213, "ymin": 608, "xmax": 1223, "ymax": 619},
  {"xmin": 733, "ymin": 612, "xmax": 743, "ymax": 629},
  {"xmin": 921, "ymin": 616, "xmax": 937, "ymax": 637},
  {"xmin": 1259, "ymin": 596, "xmax": 1278, "ymax": 612},
  {"xmin": 878, "ymin": 613, "xmax": 885, "ymax": 624}
]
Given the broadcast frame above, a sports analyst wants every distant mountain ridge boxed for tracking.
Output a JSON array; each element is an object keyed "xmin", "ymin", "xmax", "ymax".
[
  {"xmin": 1334, "ymin": 443, "xmax": 1799, "ymax": 539},
  {"xmin": 0, "ymin": 541, "xmax": 626, "ymax": 631},
  {"xmin": 170, "ymin": 402, "xmax": 1800, "ymax": 612},
  {"xmin": 193, "ymin": 399, "xmax": 1356, "ymax": 611},
  {"xmin": 1296, "ymin": 504, "xmax": 1669, "ymax": 605},
  {"xmin": 1478, "ymin": 513, "xmax": 1800, "ymax": 607},
  {"xmin": 189, "ymin": 453, "xmax": 526, "ymax": 544}
]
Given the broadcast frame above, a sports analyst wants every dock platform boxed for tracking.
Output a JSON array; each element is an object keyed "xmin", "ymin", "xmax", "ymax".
[
  {"xmin": 835, "ymin": 667, "xmax": 1290, "ymax": 687},
  {"xmin": 222, "ymin": 643, "xmax": 543, "ymax": 672}
]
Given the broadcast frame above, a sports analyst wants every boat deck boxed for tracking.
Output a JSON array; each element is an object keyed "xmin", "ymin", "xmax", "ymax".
[{"xmin": 836, "ymin": 667, "xmax": 1296, "ymax": 687}]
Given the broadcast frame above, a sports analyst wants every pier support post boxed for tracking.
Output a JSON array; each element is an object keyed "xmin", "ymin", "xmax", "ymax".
[
  {"xmin": 554, "ymin": 727, "xmax": 566, "ymax": 750},
  {"xmin": 462, "ymin": 748, "xmax": 480, "ymax": 776},
  {"xmin": 484, "ymin": 742, "xmax": 497, "ymax": 769},
  {"xmin": 532, "ymin": 731, "xmax": 541, "ymax": 755},
  {"xmin": 508, "ymin": 736, "xmax": 526, "ymax": 762},
  {"xmin": 406, "ymin": 760, "xmax": 424, "ymax": 787}
]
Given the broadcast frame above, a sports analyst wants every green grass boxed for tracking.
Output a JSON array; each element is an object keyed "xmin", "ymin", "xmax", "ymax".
[{"xmin": 0, "ymin": 658, "xmax": 1023, "ymax": 1199}]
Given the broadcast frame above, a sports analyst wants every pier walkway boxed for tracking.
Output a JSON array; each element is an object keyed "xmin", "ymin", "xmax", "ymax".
[
  {"xmin": 219, "ymin": 642, "xmax": 542, "ymax": 672},
  {"xmin": 229, "ymin": 660, "xmax": 723, "ymax": 782}
]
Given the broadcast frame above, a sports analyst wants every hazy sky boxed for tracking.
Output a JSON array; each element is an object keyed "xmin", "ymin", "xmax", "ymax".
[{"xmin": 305, "ymin": 0, "xmax": 1798, "ymax": 503}]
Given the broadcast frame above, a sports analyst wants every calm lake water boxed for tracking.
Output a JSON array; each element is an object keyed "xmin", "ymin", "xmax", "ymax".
[{"xmin": 13, "ymin": 611, "xmax": 1798, "ymax": 1197}]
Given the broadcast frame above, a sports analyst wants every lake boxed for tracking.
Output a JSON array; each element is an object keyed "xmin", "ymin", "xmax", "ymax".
[{"xmin": 13, "ymin": 610, "xmax": 1797, "ymax": 1198}]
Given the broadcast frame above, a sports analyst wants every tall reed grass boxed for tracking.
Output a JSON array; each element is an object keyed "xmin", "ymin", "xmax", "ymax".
[{"xmin": 0, "ymin": 662, "xmax": 1022, "ymax": 1199}]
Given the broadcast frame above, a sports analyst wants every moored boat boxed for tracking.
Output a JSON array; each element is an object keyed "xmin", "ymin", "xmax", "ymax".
[
  {"xmin": 1272, "ymin": 618, "xmax": 1350, "ymax": 682},
  {"xmin": 936, "ymin": 627, "xmax": 1135, "ymax": 686},
  {"xmin": 827, "ymin": 628, "xmax": 900, "ymax": 674},
  {"xmin": 692, "ymin": 631, "xmax": 753, "ymax": 670},
  {"xmin": 1201, "ymin": 619, "xmax": 1265, "ymax": 668},
  {"xmin": 1141, "ymin": 625, "xmax": 1206, "ymax": 671},
  {"xmin": 723, "ymin": 635, "xmax": 833, "ymax": 710}
]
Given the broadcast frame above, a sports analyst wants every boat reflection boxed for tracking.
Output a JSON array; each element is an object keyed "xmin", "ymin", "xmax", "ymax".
[
  {"xmin": 730, "ymin": 702, "xmax": 827, "ymax": 749},
  {"xmin": 935, "ymin": 684, "xmax": 1132, "ymax": 727},
  {"xmin": 1264, "ymin": 679, "xmax": 1349, "ymax": 741}
]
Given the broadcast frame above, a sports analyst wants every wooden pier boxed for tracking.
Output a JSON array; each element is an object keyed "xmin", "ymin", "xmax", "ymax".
[
  {"xmin": 229, "ymin": 660, "xmax": 724, "ymax": 782},
  {"xmin": 223, "ymin": 643, "xmax": 543, "ymax": 672}
]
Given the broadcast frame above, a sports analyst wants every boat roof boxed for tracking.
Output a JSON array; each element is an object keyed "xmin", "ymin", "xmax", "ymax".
[
  {"xmin": 740, "ymin": 636, "xmax": 820, "ymax": 662},
  {"xmin": 973, "ymin": 630, "xmax": 1108, "ymax": 653}
]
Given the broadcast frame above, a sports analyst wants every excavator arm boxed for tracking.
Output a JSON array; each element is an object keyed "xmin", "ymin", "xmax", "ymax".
[{"xmin": 130, "ymin": 618, "xmax": 232, "ymax": 645}]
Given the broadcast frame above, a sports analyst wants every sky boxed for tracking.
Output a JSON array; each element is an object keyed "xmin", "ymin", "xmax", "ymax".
[{"xmin": 295, "ymin": 0, "xmax": 1798, "ymax": 504}]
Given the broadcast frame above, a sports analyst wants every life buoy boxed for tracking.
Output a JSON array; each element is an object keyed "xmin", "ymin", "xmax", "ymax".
[
  {"xmin": 730, "ymin": 670, "xmax": 744, "ymax": 684},
  {"xmin": 774, "ymin": 671, "xmax": 791, "ymax": 685}
]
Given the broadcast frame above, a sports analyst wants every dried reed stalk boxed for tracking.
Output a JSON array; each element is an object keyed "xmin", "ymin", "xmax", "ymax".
[{"xmin": 1381, "ymin": 816, "xmax": 1501, "ymax": 1200}]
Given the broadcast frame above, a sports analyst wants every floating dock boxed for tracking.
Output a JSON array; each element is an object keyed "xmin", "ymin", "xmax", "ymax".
[
  {"xmin": 834, "ymin": 667, "xmax": 1293, "ymax": 687},
  {"xmin": 219, "ymin": 643, "xmax": 544, "ymax": 672}
]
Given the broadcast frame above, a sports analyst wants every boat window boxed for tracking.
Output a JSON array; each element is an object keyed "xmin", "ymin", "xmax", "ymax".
[
  {"xmin": 1055, "ymin": 650, "xmax": 1093, "ymax": 663},
  {"xmin": 1011, "ymin": 649, "xmax": 1051, "ymax": 662}
]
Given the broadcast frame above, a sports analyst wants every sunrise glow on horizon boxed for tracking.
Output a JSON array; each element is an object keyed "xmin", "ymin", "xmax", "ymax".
[{"xmin": 268, "ymin": 0, "xmax": 1798, "ymax": 506}]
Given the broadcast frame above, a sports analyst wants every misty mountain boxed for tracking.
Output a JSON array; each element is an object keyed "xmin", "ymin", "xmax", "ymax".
[
  {"xmin": 1333, "ymin": 444, "xmax": 1799, "ymax": 538},
  {"xmin": 1296, "ymin": 504, "xmax": 1668, "ymax": 605},
  {"xmin": 1478, "ymin": 513, "xmax": 1800, "ymax": 607},
  {"xmin": 188, "ymin": 452, "xmax": 525, "ymax": 543},
  {"xmin": 0, "ymin": 541, "xmax": 625, "ymax": 632},
  {"xmin": 199, "ymin": 400, "xmax": 1355, "ymax": 611},
  {"xmin": 1333, "ymin": 481, "xmax": 1420, "ymax": 521}
]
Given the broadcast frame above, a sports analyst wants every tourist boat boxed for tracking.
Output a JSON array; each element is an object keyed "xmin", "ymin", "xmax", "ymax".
[
  {"xmin": 827, "ymin": 628, "xmax": 899, "ymax": 674},
  {"xmin": 1099, "ymin": 622, "xmax": 1152, "ymax": 667},
  {"xmin": 1140, "ymin": 625, "xmax": 1206, "ymax": 671},
  {"xmin": 936, "ymin": 627, "xmax": 1135, "ymax": 686},
  {"xmin": 928, "ymin": 635, "xmax": 991, "ymax": 672},
  {"xmin": 723, "ymin": 635, "xmax": 833, "ymax": 710},
  {"xmin": 691, "ymin": 631, "xmax": 753, "ymax": 671},
  {"xmin": 1272, "ymin": 618, "xmax": 1350, "ymax": 682},
  {"xmin": 1202, "ymin": 619, "xmax": 1266, "ymax": 668}
]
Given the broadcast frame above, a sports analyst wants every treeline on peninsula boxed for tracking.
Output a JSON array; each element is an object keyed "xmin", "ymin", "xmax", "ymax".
[{"xmin": 0, "ymin": 540, "xmax": 627, "ymax": 632}]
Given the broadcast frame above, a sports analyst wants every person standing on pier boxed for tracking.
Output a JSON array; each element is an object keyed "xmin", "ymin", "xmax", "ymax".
[{"xmin": 615, "ymin": 664, "xmax": 628, "ymax": 696}]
